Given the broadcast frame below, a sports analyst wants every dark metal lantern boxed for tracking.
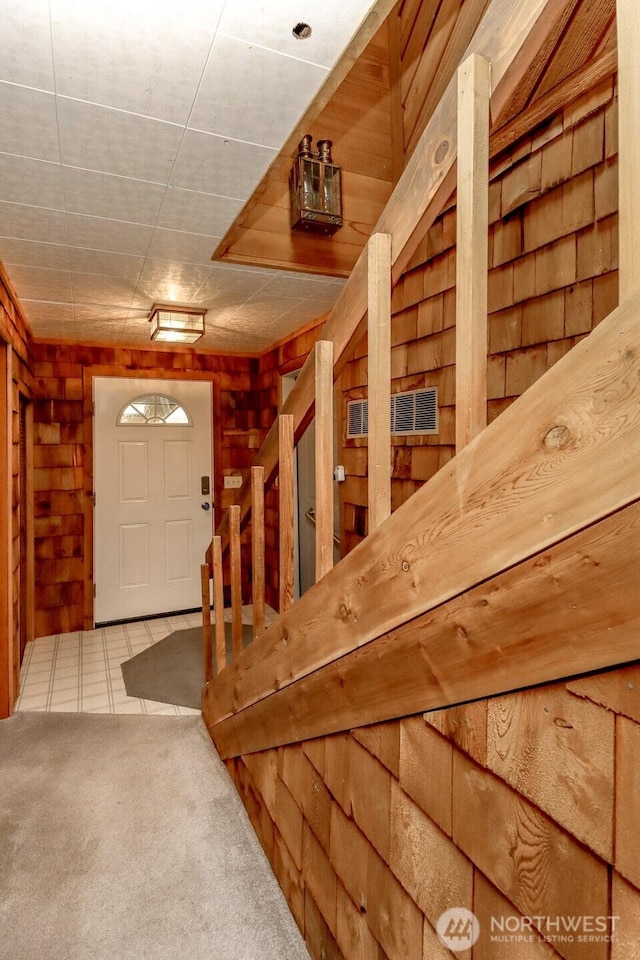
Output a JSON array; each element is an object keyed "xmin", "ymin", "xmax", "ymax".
[{"xmin": 289, "ymin": 135, "xmax": 343, "ymax": 236}]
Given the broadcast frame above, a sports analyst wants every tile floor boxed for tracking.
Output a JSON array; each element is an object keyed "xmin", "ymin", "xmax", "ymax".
[
  {"xmin": 16, "ymin": 611, "xmax": 205, "ymax": 716},
  {"xmin": 16, "ymin": 604, "xmax": 279, "ymax": 716}
]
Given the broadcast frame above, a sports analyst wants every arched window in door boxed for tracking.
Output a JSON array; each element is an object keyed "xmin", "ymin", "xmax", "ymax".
[{"xmin": 116, "ymin": 394, "xmax": 191, "ymax": 426}]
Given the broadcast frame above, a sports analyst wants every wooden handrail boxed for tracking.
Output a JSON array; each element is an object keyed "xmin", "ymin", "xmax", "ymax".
[
  {"xmin": 209, "ymin": 497, "xmax": 640, "ymax": 756},
  {"xmin": 205, "ymin": 0, "xmax": 570, "ymax": 565},
  {"xmin": 203, "ymin": 292, "xmax": 640, "ymax": 728}
]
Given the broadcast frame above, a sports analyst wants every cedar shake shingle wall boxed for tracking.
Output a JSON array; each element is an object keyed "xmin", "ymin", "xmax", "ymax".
[
  {"xmin": 340, "ymin": 81, "xmax": 618, "ymax": 553},
  {"xmin": 227, "ymin": 668, "xmax": 640, "ymax": 960},
  {"xmin": 31, "ymin": 342, "xmax": 257, "ymax": 636}
]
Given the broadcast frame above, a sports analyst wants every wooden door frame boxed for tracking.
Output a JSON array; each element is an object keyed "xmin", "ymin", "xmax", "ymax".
[
  {"xmin": 19, "ymin": 391, "xmax": 35, "ymax": 660},
  {"xmin": 0, "ymin": 340, "xmax": 13, "ymax": 717},
  {"xmin": 84, "ymin": 369, "xmax": 217, "ymax": 628}
]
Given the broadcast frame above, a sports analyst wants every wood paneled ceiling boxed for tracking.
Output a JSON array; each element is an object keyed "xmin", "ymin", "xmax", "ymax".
[{"xmin": 215, "ymin": 0, "xmax": 616, "ymax": 280}]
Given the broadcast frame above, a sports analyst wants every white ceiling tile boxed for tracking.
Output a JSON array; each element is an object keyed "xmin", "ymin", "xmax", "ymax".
[
  {"xmin": 62, "ymin": 167, "xmax": 166, "ymax": 224},
  {"xmin": 195, "ymin": 267, "xmax": 271, "ymax": 299},
  {"xmin": 157, "ymin": 188, "xmax": 243, "ymax": 236},
  {"xmin": 68, "ymin": 248, "xmax": 144, "ymax": 281},
  {"xmin": 50, "ymin": 3, "xmax": 215, "ymax": 125},
  {"xmin": 190, "ymin": 35, "xmax": 327, "ymax": 149},
  {"xmin": 218, "ymin": 0, "xmax": 374, "ymax": 67},
  {"xmin": 0, "ymin": 202, "xmax": 67, "ymax": 244},
  {"xmin": 74, "ymin": 304, "xmax": 132, "ymax": 324},
  {"xmin": 0, "ymin": 83, "xmax": 60, "ymax": 161},
  {"xmin": 57, "ymin": 98, "xmax": 183, "ymax": 183},
  {"xmin": 71, "ymin": 274, "xmax": 137, "ymax": 309},
  {"xmin": 0, "ymin": 154, "xmax": 64, "ymax": 209},
  {"xmin": 74, "ymin": 319, "xmax": 127, "ymax": 342},
  {"xmin": 259, "ymin": 273, "xmax": 334, "ymax": 299},
  {"xmin": 0, "ymin": 2, "xmax": 372, "ymax": 353},
  {"xmin": 7, "ymin": 264, "xmax": 73, "ymax": 302},
  {"xmin": 122, "ymin": 315, "xmax": 152, "ymax": 329},
  {"xmin": 66, "ymin": 214, "xmax": 154, "ymax": 257},
  {"xmin": 233, "ymin": 295, "xmax": 299, "ymax": 321},
  {"xmin": 146, "ymin": 228, "xmax": 219, "ymax": 265},
  {"xmin": 133, "ymin": 260, "xmax": 211, "ymax": 306},
  {"xmin": 0, "ymin": 237, "xmax": 69, "ymax": 271},
  {"xmin": 22, "ymin": 300, "xmax": 75, "ymax": 326},
  {"xmin": 171, "ymin": 130, "xmax": 275, "ymax": 197},
  {"xmin": 0, "ymin": 0, "xmax": 55, "ymax": 91}
]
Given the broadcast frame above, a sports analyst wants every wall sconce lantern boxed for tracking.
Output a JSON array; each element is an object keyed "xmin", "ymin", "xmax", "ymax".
[
  {"xmin": 289, "ymin": 135, "xmax": 343, "ymax": 237},
  {"xmin": 149, "ymin": 304, "xmax": 206, "ymax": 344}
]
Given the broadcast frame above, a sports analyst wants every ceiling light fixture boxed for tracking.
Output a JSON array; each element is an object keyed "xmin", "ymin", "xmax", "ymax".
[
  {"xmin": 149, "ymin": 304, "xmax": 207, "ymax": 344},
  {"xmin": 289, "ymin": 134, "xmax": 343, "ymax": 237}
]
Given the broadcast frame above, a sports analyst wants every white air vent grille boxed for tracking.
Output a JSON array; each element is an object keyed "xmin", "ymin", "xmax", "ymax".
[
  {"xmin": 346, "ymin": 388, "xmax": 438, "ymax": 438},
  {"xmin": 391, "ymin": 387, "xmax": 438, "ymax": 435},
  {"xmin": 347, "ymin": 399, "xmax": 368, "ymax": 438}
]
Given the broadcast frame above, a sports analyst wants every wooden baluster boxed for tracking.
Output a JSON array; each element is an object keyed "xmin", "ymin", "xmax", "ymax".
[
  {"xmin": 617, "ymin": 0, "xmax": 640, "ymax": 302},
  {"xmin": 455, "ymin": 53, "xmax": 490, "ymax": 452},
  {"xmin": 251, "ymin": 465, "xmax": 266, "ymax": 636},
  {"xmin": 200, "ymin": 563, "xmax": 212, "ymax": 683},
  {"xmin": 212, "ymin": 535, "xmax": 226, "ymax": 675},
  {"xmin": 315, "ymin": 340, "xmax": 335, "ymax": 581},
  {"xmin": 229, "ymin": 504, "xmax": 243, "ymax": 658},
  {"xmin": 368, "ymin": 232, "xmax": 392, "ymax": 532},
  {"xmin": 279, "ymin": 414, "xmax": 295, "ymax": 613}
]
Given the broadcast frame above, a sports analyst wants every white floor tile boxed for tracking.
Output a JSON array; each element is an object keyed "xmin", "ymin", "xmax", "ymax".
[
  {"xmin": 50, "ymin": 675, "xmax": 81, "ymax": 693},
  {"xmin": 16, "ymin": 694, "xmax": 49, "ymax": 709},
  {"xmin": 111, "ymin": 700, "xmax": 146, "ymax": 714},
  {"xmin": 53, "ymin": 664, "xmax": 83, "ymax": 680}
]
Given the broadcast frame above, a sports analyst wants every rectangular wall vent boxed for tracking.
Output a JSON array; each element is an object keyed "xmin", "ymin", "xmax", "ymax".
[{"xmin": 346, "ymin": 388, "xmax": 438, "ymax": 438}]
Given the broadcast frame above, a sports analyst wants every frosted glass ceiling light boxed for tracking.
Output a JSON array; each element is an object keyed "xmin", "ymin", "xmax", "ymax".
[{"xmin": 149, "ymin": 304, "xmax": 206, "ymax": 344}]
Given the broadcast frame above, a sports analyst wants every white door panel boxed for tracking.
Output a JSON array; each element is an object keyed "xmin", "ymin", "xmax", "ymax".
[{"xmin": 94, "ymin": 377, "xmax": 213, "ymax": 623}]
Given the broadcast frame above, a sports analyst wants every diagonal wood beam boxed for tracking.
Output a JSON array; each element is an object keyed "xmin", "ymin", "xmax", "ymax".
[
  {"xmin": 204, "ymin": 291, "xmax": 640, "ymax": 727},
  {"xmin": 207, "ymin": 0, "xmax": 576, "ymax": 563},
  {"xmin": 207, "ymin": 498, "xmax": 640, "ymax": 757}
]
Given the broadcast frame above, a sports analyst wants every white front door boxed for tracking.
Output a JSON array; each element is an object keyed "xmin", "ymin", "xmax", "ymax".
[{"xmin": 93, "ymin": 377, "xmax": 213, "ymax": 624}]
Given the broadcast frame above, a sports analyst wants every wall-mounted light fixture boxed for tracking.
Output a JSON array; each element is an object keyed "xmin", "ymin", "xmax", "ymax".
[
  {"xmin": 149, "ymin": 304, "xmax": 206, "ymax": 344},
  {"xmin": 289, "ymin": 135, "xmax": 343, "ymax": 237}
]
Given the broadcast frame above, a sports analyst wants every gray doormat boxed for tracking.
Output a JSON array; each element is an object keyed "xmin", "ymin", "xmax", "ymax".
[{"xmin": 121, "ymin": 624, "xmax": 254, "ymax": 709}]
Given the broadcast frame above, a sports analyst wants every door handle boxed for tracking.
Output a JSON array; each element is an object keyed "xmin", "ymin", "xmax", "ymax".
[{"xmin": 201, "ymin": 502, "xmax": 211, "ymax": 511}]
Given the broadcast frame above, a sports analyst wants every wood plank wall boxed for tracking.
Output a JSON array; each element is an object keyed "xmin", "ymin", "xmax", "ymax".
[
  {"xmin": 341, "ymin": 78, "xmax": 618, "ymax": 553},
  {"xmin": 0, "ymin": 264, "xmax": 33, "ymax": 713},
  {"xmin": 227, "ymin": 664, "xmax": 639, "ymax": 960},
  {"xmin": 31, "ymin": 343, "xmax": 257, "ymax": 636}
]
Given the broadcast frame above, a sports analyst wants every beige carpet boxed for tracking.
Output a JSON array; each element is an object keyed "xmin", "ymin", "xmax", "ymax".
[{"xmin": 0, "ymin": 712, "xmax": 309, "ymax": 960}]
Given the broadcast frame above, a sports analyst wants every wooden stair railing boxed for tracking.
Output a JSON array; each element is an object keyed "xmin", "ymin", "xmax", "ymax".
[
  {"xmin": 199, "ymin": 0, "xmax": 587, "ymax": 695},
  {"xmin": 204, "ymin": 291, "xmax": 640, "ymax": 755}
]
